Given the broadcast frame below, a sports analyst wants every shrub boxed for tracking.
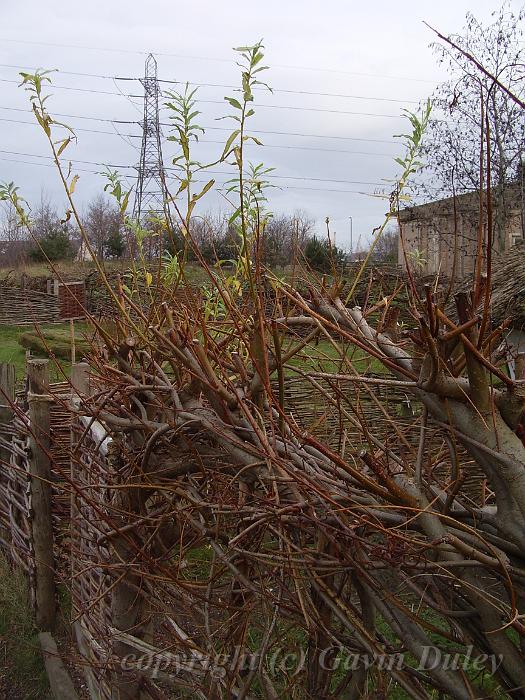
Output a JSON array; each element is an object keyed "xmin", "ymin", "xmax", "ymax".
[
  {"xmin": 29, "ymin": 230, "xmax": 74, "ymax": 262},
  {"xmin": 304, "ymin": 236, "xmax": 346, "ymax": 272}
]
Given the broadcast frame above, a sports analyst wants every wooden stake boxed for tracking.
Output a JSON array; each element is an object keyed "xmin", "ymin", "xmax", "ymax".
[
  {"xmin": 70, "ymin": 362, "xmax": 90, "ymax": 611},
  {"xmin": 0, "ymin": 363, "xmax": 15, "ymax": 547},
  {"xmin": 27, "ymin": 359, "xmax": 56, "ymax": 631},
  {"xmin": 516, "ymin": 352, "xmax": 525, "ymax": 381},
  {"xmin": 0, "ymin": 362, "xmax": 15, "ymax": 422},
  {"xmin": 70, "ymin": 318, "xmax": 76, "ymax": 366}
]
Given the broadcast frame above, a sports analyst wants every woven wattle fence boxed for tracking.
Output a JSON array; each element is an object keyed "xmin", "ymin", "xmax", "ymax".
[
  {"xmin": 0, "ymin": 360, "xmax": 487, "ymax": 698},
  {"xmin": 71, "ymin": 413, "xmax": 114, "ymax": 700},
  {"xmin": 0, "ymin": 377, "xmax": 73, "ymax": 585},
  {"xmin": 0, "ymin": 416, "xmax": 33, "ymax": 577},
  {"xmin": 0, "ymin": 287, "xmax": 61, "ymax": 325},
  {"xmin": 0, "ymin": 281, "xmax": 86, "ymax": 325}
]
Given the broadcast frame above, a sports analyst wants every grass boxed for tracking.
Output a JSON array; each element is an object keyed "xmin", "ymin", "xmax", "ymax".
[
  {"xmin": 285, "ymin": 337, "xmax": 386, "ymax": 376},
  {"xmin": 0, "ymin": 259, "xmax": 211, "ymax": 286},
  {"xmin": 0, "ymin": 320, "xmax": 93, "ymax": 383},
  {"xmin": 0, "ymin": 319, "xmax": 385, "ymax": 386},
  {"xmin": 0, "ymin": 553, "xmax": 50, "ymax": 698},
  {"xmin": 0, "ymin": 259, "xmax": 131, "ymax": 280},
  {"xmin": 0, "ymin": 323, "xmax": 76, "ymax": 382}
]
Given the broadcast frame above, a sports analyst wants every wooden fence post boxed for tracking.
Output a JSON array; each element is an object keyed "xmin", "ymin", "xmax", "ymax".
[
  {"xmin": 516, "ymin": 352, "xmax": 525, "ymax": 381},
  {"xmin": 70, "ymin": 362, "xmax": 89, "ymax": 602},
  {"xmin": 71, "ymin": 362, "xmax": 90, "ymax": 398},
  {"xmin": 0, "ymin": 363, "xmax": 16, "ymax": 547},
  {"xmin": 0, "ymin": 362, "xmax": 15, "ymax": 407},
  {"xmin": 27, "ymin": 359, "xmax": 56, "ymax": 631},
  {"xmin": 0, "ymin": 362, "xmax": 15, "ymax": 427}
]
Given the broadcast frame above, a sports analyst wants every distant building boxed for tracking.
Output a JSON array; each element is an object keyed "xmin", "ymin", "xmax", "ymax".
[
  {"xmin": 75, "ymin": 240, "xmax": 93, "ymax": 262},
  {"xmin": 397, "ymin": 183, "xmax": 525, "ymax": 277}
]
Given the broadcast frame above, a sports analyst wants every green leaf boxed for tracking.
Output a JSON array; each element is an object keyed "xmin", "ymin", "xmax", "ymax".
[
  {"xmin": 192, "ymin": 179, "xmax": 215, "ymax": 203},
  {"xmin": 228, "ymin": 207, "xmax": 241, "ymax": 225},
  {"xmin": 225, "ymin": 97, "xmax": 242, "ymax": 110},
  {"xmin": 252, "ymin": 51, "xmax": 264, "ymax": 67},
  {"xmin": 68, "ymin": 174, "xmax": 79, "ymax": 194},
  {"xmin": 180, "ymin": 134, "xmax": 190, "ymax": 161},
  {"xmin": 177, "ymin": 179, "xmax": 189, "ymax": 195},
  {"xmin": 222, "ymin": 129, "xmax": 240, "ymax": 158},
  {"xmin": 244, "ymin": 135, "xmax": 263, "ymax": 146},
  {"xmin": 33, "ymin": 107, "xmax": 50, "ymax": 137},
  {"xmin": 120, "ymin": 189, "xmax": 131, "ymax": 215},
  {"xmin": 56, "ymin": 137, "xmax": 71, "ymax": 157},
  {"xmin": 233, "ymin": 146, "xmax": 242, "ymax": 168}
]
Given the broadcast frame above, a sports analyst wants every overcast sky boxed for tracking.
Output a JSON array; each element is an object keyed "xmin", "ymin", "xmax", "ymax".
[{"xmin": 0, "ymin": 0, "xmax": 515, "ymax": 247}]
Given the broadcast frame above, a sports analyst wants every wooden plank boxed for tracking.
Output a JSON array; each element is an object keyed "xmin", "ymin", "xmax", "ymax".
[
  {"xmin": 73, "ymin": 622, "xmax": 101, "ymax": 700},
  {"xmin": 39, "ymin": 631, "xmax": 79, "ymax": 700}
]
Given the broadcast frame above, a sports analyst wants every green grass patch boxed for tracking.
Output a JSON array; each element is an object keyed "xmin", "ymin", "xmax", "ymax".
[
  {"xmin": 0, "ymin": 322, "xmax": 92, "ymax": 382},
  {"xmin": 0, "ymin": 553, "xmax": 49, "ymax": 698},
  {"xmin": 19, "ymin": 327, "xmax": 90, "ymax": 361},
  {"xmin": 284, "ymin": 338, "xmax": 386, "ymax": 376}
]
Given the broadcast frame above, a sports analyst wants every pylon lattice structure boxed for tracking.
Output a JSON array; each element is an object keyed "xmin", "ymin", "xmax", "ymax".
[{"xmin": 132, "ymin": 54, "xmax": 169, "ymax": 224}]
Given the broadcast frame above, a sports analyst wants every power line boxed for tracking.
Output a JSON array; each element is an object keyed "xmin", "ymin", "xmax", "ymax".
[
  {"xmin": 0, "ymin": 156, "xmax": 382, "ymax": 196},
  {"xmin": 0, "ymin": 77, "xmax": 140, "ymax": 98},
  {"xmin": 166, "ymin": 100, "xmax": 403, "ymax": 119},
  {"xmin": 0, "ymin": 109, "xmax": 399, "ymax": 146},
  {"xmin": 112, "ymin": 77, "xmax": 143, "ymax": 115},
  {"xmin": 187, "ymin": 138, "xmax": 395, "ymax": 158},
  {"xmin": 167, "ymin": 167, "xmax": 389, "ymax": 187},
  {"xmin": 202, "ymin": 125, "xmax": 397, "ymax": 144},
  {"xmin": 0, "ymin": 87, "xmax": 405, "ymax": 120},
  {"xmin": 0, "ymin": 116, "xmax": 141, "ymax": 138},
  {"xmin": 0, "ymin": 38, "xmax": 438, "ymax": 83},
  {"xmin": 0, "ymin": 148, "xmax": 391, "ymax": 187},
  {"xmin": 110, "ymin": 78, "xmax": 142, "ymax": 150},
  {"xmin": 0, "ymin": 155, "xmax": 102, "ymax": 174},
  {"xmin": 0, "ymin": 66, "xmax": 423, "ymax": 104},
  {"xmin": 0, "ymin": 109, "xmax": 398, "ymax": 157},
  {"xmin": 0, "ymin": 148, "xmax": 131, "ymax": 169},
  {"xmin": 0, "ymin": 63, "xmax": 135, "ymax": 81},
  {"xmin": 0, "ymin": 105, "xmax": 132, "ymax": 124},
  {"xmin": 157, "ymin": 78, "xmax": 420, "ymax": 104}
]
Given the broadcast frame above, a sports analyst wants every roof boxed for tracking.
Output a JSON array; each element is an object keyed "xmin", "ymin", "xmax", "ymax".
[
  {"xmin": 447, "ymin": 240, "xmax": 525, "ymax": 329},
  {"xmin": 398, "ymin": 182, "xmax": 524, "ymax": 222},
  {"xmin": 488, "ymin": 240, "xmax": 525, "ymax": 328}
]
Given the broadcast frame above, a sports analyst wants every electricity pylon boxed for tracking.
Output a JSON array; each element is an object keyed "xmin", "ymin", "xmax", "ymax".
[{"xmin": 132, "ymin": 54, "xmax": 169, "ymax": 224}]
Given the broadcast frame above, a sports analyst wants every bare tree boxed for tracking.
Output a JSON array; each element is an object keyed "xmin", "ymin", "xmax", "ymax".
[
  {"xmin": 419, "ymin": 3, "xmax": 525, "ymax": 249},
  {"xmin": 183, "ymin": 210, "xmax": 315, "ymax": 266},
  {"xmin": 0, "ymin": 200, "xmax": 28, "ymax": 266},
  {"xmin": 83, "ymin": 194, "xmax": 124, "ymax": 260},
  {"xmin": 28, "ymin": 191, "xmax": 76, "ymax": 261},
  {"xmin": 263, "ymin": 212, "xmax": 314, "ymax": 267},
  {"xmin": 372, "ymin": 223, "xmax": 399, "ymax": 263},
  {"xmin": 0, "ymin": 200, "xmax": 24, "ymax": 242}
]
